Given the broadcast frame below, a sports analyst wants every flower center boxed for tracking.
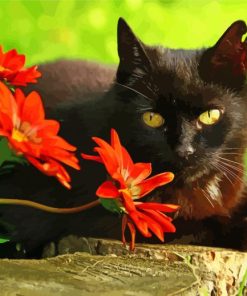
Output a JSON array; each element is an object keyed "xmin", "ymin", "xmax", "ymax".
[
  {"xmin": 12, "ymin": 128, "xmax": 28, "ymax": 142},
  {"xmin": 129, "ymin": 185, "xmax": 141, "ymax": 199},
  {"xmin": 119, "ymin": 188, "xmax": 131, "ymax": 195},
  {"xmin": 12, "ymin": 121, "xmax": 42, "ymax": 143},
  {"xmin": 118, "ymin": 184, "xmax": 141, "ymax": 200}
]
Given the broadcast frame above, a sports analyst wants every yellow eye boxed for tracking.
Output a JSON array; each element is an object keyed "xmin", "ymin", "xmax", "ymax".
[
  {"xmin": 198, "ymin": 109, "xmax": 221, "ymax": 125},
  {"xmin": 142, "ymin": 112, "xmax": 165, "ymax": 128}
]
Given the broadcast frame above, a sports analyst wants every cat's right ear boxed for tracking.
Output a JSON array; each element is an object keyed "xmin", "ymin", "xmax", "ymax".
[
  {"xmin": 199, "ymin": 20, "xmax": 247, "ymax": 90},
  {"xmin": 116, "ymin": 18, "xmax": 152, "ymax": 85}
]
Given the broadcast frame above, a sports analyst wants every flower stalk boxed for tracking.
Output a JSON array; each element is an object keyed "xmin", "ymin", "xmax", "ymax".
[{"xmin": 0, "ymin": 198, "xmax": 100, "ymax": 214}]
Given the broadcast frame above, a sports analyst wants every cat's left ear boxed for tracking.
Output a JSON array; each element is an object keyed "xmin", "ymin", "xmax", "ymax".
[
  {"xmin": 199, "ymin": 20, "xmax": 247, "ymax": 90},
  {"xmin": 116, "ymin": 18, "xmax": 152, "ymax": 85}
]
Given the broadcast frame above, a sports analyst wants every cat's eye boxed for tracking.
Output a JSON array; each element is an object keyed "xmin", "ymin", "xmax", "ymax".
[
  {"xmin": 198, "ymin": 109, "xmax": 221, "ymax": 125},
  {"xmin": 142, "ymin": 112, "xmax": 165, "ymax": 128}
]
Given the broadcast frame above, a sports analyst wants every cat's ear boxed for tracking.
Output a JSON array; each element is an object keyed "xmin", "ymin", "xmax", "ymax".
[
  {"xmin": 199, "ymin": 20, "xmax": 247, "ymax": 90},
  {"xmin": 116, "ymin": 18, "xmax": 152, "ymax": 85}
]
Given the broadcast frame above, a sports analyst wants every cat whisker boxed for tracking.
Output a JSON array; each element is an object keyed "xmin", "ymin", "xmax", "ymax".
[
  {"xmin": 200, "ymin": 188, "xmax": 215, "ymax": 208},
  {"xmin": 211, "ymin": 163, "xmax": 234, "ymax": 186},
  {"xmin": 213, "ymin": 159, "xmax": 236, "ymax": 177},
  {"xmin": 146, "ymin": 84, "xmax": 156, "ymax": 94},
  {"xmin": 216, "ymin": 158, "xmax": 245, "ymax": 175},
  {"xmin": 218, "ymin": 162, "xmax": 245, "ymax": 178},
  {"xmin": 136, "ymin": 107, "xmax": 153, "ymax": 113},
  {"xmin": 217, "ymin": 156, "xmax": 244, "ymax": 167},
  {"xmin": 219, "ymin": 152, "xmax": 244, "ymax": 156},
  {"xmin": 214, "ymin": 162, "xmax": 238, "ymax": 184},
  {"xmin": 136, "ymin": 103, "xmax": 152, "ymax": 108},
  {"xmin": 221, "ymin": 147, "xmax": 247, "ymax": 150},
  {"xmin": 115, "ymin": 82, "xmax": 154, "ymax": 102},
  {"xmin": 216, "ymin": 160, "xmax": 244, "ymax": 183}
]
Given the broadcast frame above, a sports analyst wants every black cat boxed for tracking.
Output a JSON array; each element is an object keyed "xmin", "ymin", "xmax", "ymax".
[{"xmin": 1, "ymin": 18, "xmax": 247, "ymax": 258}]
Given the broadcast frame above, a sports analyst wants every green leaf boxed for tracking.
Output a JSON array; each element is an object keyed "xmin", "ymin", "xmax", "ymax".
[
  {"xmin": 0, "ymin": 220, "xmax": 13, "ymax": 244},
  {"xmin": 0, "ymin": 137, "xmax": 27, "ymax": 171},
  {"xmin": 238, "ymin": 267, "xmax": 247, "ymax": 296},
  {"xmin": 100, "ymin": 198, "xmax": 123, "ymax": 214},
  {"xmin": 0, "ymin": 237, "xmax": 9, "ymax": 244}
]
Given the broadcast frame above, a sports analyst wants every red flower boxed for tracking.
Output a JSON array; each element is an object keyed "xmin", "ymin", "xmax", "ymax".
[
  {"xmin": 82, "ymin": 129, "xmax": 179, "ymax": 249},
  {"xmin": 82, "ymin": 129, "xmax": 174, "ymax": 199},
  {"xmin": 122, "ymin": 195, "xmax": 179, "ymax": 250},
  {"xmin": 0, "ymin": 46, "xmax": 41, "ymax": 86},
  {"xmin": 0, "ymin": 81, "xmax": 80, "ymax": 188}
]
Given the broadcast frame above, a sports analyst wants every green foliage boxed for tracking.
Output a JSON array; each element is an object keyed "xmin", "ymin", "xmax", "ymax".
[
  {"xmin": 0, "ymin": 238, "xmax": 9, "ymax": 244},
  {"xmin": 0, "ymin": 138, "xmax": 27, "ymax": 175},
  {"xmin": 100, "ymin": 198, "xmax": 123, "ymax": 214},
  {"xmin": 0, "ymin": 0, "xmax": 246, "ymax": 65},
  {"xmin": 238, "ymin": 268, "xmax": 247, "ymax": 296},
  {"xmin": 0, "ymin": 220, "xmax": 15, "ymax": 244}
]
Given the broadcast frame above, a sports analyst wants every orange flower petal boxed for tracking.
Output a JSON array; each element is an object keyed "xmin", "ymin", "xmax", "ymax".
[
  {"xmin": 15, "ymin": 88, "xmax": 26, "ymax": 116},
  {"xmin": 11, "ymin": 66, "xmax": 41, "ymax": 86},
  {"xmin": 110, "ymin": 128, "xmax": 123, "ymax": 168},
  {"xmin": 92, "ymin": 136, "xmax": 119, "ymax": 169},
  {"xmin": 12, "ymin": 140, "xmax": 41, "ymax": 157},
  {"xmin": 42, "ymin": 136, "xmax": 76, "ymax": 152},
  {"xmin": 37, "ymin": 120, "xmax": 60, "ymax": 137},
  {"xmin": 26, "ymin": 156, "xmax": 71, "ymax": 189},
  {"xmin": 128, "ymin": 163, "xmax": 152, "ymax": 186},
  {"xmin": 121, "ymin": 214, "xmax": 128, "ymax": 246},
  {"xmin": 0, "ymin": 82, "xmax": 17, "ymax": 118},
  {"xmin": 121, "ymin": 191, "xmax": 136, "ymax": 212},
  {"xmin": 128, "ymin": 210, "xmax": 151, "ymax": 238},
  {"xmin": 127, "ymin": 219, "xmax": 136, "ymax": 251},
  {"xmin": 0, "ymin": 111, "xmax": 13, "ymax": 131},
  {"xmin": 0, "ymin": 130, "xmax": 9, "ymax": 137},
  {"xmin": 96, "ymin": 181, "xmax": 120, "ymax": 198},
  {"xmin": 94, "ymin": 147, "xmax": 119, "ymax": 178},
  {"xmin": 135, "ymin": 202, "xmax": 180, "ymax": 212},
  {"xmin": 121, "ymin": 146, "xmax": 134, "ymax": 173},
  {"xmin": 3, "ymin": 49, "xmax": 25, "ymax": 70},
  {"xmin": 138, "ymin": 172, "xmax": 174, "ymax": 198},
  {"xmin": 137, "ymin": 211, "xmax": 165, "ymax": 242},
  {"xmin": 81, "ymin": 152, "xmax": 103, "ymax": 164},
  {"xmin": 21, "ymin": 91, "xmax": 45, "ymax": 124},
  {"xmin": 40, "ymin": 146, "xmax": 80, "ymax": 170},
  {"xmin": 139, "ymin": 208, "xmax": 176, "ymax": 233},
  {"xmin": 0, "ymin": 47, "xmax": 41, "ymax": 86}
]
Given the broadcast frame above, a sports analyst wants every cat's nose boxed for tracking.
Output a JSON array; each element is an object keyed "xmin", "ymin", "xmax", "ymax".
[{"xmin": 176, "ymin": 145, "xmax": 195, "ymax": 159}]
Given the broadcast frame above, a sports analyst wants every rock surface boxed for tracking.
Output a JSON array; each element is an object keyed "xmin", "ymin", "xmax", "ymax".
[{"xmin": 1, "ymin": 237, "xmax": 247, "ymax": 296}]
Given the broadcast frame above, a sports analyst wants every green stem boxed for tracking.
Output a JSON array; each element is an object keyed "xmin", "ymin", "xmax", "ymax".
[
  {"xmin": 238, "ymin": 268, "xmax": 247, "ymax": 296},
  {"xmin": 0, "ymin": 198, "xmax": 100, "ymax": 214}
]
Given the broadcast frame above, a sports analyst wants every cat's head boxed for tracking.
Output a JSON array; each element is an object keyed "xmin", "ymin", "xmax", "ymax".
[{"xmin": 113, "ymin": 18, "xmax": 247, "ymax": 189}]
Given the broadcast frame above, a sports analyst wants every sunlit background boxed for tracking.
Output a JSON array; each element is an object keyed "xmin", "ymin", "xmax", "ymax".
[{"xmin": 1, "ymin": 0, "xmax": 247, "ymax": 66}]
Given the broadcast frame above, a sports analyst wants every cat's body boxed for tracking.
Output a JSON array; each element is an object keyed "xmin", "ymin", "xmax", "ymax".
[{"xmin": 1, "ymin": 18, "xmax": 247, "ymax": 257}]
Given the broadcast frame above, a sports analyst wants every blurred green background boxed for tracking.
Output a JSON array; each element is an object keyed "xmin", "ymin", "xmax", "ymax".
[{"xmin": 1, "ymin": 0, "xmax": 247, "ymax": 66}]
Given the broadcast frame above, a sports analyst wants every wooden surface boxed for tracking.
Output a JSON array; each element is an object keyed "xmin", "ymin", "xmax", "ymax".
[{"xmin": 1, "ymin": 237, "xmax": 247, "ymax": 296}]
